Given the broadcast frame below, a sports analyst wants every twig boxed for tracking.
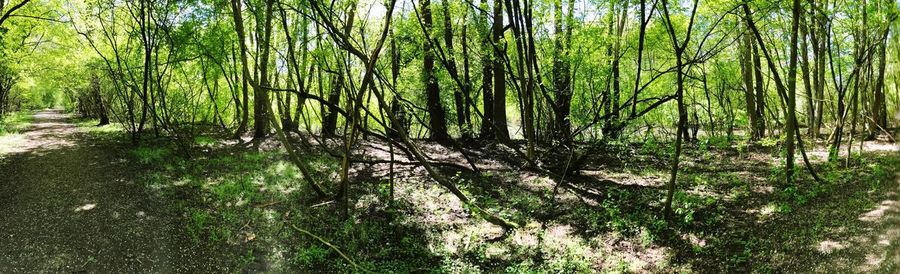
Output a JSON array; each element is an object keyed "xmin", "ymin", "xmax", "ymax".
[
  {"xmin": 311, "ymin": 200, "xmax": 334, "ymax": 208},
  {"xmin": 253, "ymin": 200, "xmax": 281, "ymax": 208},
  {"xmin": 289, "ymin": 224, "xmax": 368, "ymax": 273}
]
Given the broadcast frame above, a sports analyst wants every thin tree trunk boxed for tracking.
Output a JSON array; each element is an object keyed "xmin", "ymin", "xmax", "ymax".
[
  {"xmin": 230, "ymin": 0, "xmax": 254, "ymax": 140},
  {"xmin": 751, "ymin": 34, "xmax": 766, "ymax": 139},
  {"xmin": 871, "ymin": 27, "xmax": 888, "ymax": 133},
  {"xmin": 443, "ymin": 0, "xmax": 470, "ymax": 139},
  {"xmin": 783, "ymin": 0, "xmax": 800, "ymax": 183},
  {"xmin": 799, "ymin": 9, "xmax": 815, "ymax": 138},
  {"xmin": 478, "ymin": 0, "xmax": 494, "ymax": 139},
  {"xmin": 552, "ymin": 0, "xmax": 572, "ymax": 143},
  {"xmin": 661, "ymin": 0, "xmax": 698, "ymax": 219}
]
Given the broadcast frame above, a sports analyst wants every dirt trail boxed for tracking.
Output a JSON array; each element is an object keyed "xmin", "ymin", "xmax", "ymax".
[{"xmin": 0, "ymin": 110, "xmax": 231, "ymax": 273}]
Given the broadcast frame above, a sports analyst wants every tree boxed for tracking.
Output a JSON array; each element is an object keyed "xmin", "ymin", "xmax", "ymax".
[
  {"xmin": 742, "ymin": 0, "xmax": 800, "ymax": 183},
  {"xmin": 422, "ymin": 0, "xmax": 449, "ymax": 142},
  {"xmin": 442, "ymin": 0, "xmax": 472, "ymax": 138},
  {"xmin": 739, "ymin": 18, "xmax": 760, "ymax": 140},
  {"xmin": 252, "ymin": 0, "xmax": 275, "ymax": 140},
  {"xmin": 785, "ymin": 0, "xmax": 801, "ymax": 183},
  {"xmin": 477, "ymin": 0, "xmax": 494, "ymax": 139},
  {"xmin": 0, "ymin": 0, "xmax": 32, "ymax": 28},
  {"xmin": 661, "ymin": 0, "xmax": 698, "ymax": 219},
  {"xmin": 552, "ymin": 0, "xmax": 574, "ymax": 143},
  {"xmin": 491, "ymin": 0, "xmax": 509, "ymax": 141}
]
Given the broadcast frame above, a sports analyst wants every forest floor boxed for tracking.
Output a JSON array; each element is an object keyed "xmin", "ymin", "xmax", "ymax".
[
  {"xmin": 1, "ymin": 110, "xmax": 898, "ymax": 273},
  {"xmin": 0, "ymin": 110, "xmax": 237, "ymax": 273}
]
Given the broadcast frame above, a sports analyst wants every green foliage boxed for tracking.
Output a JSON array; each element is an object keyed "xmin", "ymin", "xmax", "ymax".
[
  {"xmin": 672, "ymin": 191, "xmax": 716, "ymax": 225},
  {"xmin": 131, "ymin": 146, "xmax": 171, "ymax": 165},
  {"xmin": 699, "ymin": 136, "xmax": 731, "ymax": 151},
  {"xmin": 1, "ymin": 0, "xmax": 897, "ymax": 272},
  {"xmin": 758, "ymin": 136, "xmax": 782, "ymax": 148},
  {"xmin": 187, "ymin": 209, "xmax": 212, "ymax": 241},
  {"xmin": 193, "ymin": 135, "xmax": 217, "ymax": 146},
  {"xmin": 293, "ymin": 245, "xmax": 330, "ymax": 266},
  {"xmin": 0, "ymin": 111, "xmax": 31, "ymax": 135}
]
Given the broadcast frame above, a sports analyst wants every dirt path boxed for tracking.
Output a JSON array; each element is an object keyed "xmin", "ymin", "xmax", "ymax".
[{"xmin": 0, "ymin": 110, "xmax": 232, "ymax": 273}]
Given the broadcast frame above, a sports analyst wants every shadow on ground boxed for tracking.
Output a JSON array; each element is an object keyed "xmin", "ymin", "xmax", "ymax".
[
  {"xmin": 0, "ymin": 110, "xmax": 236, "ymax": 273},
  {"xmin": 21, "ymin": 108, "xmax": 896, "ymax": 272}
]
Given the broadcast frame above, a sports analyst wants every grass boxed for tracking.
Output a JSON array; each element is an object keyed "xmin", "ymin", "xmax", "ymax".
[
  {"xmin": 0, "ymin": 111, "xmax": 33, "ymax": 135},
  {"xmin": 0, "ymin": 112, "xmax": 34, "ymax": 156}
]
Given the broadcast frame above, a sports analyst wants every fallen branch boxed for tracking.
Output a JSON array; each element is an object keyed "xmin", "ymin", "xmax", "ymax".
[
  {"xmin": 253, "ymin": 200, "xmax": 281, "ymax": 208},
  {"xmin": 289, "ymin": 224, "xmax": 368, "ymax": 273}
]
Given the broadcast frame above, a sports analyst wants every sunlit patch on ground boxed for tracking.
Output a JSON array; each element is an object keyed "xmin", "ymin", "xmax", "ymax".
[
  {"xmin": 859, "ymin": 200, "xmax": 896, "ymax": 222},
  {"xmin": 817, "ymin": 240, "xmax": 847, "ymax": 254},
  {"xmin": 74, "ymin": 203, "xmax": 97, "ymax": 212},
  {"xmin": 1, "ymin": 111, "xmax": 80, "ymax": 156},
  {"xmin": 61, "ymin": 111, "xmax": 897, "ymax": 273},
  {"xmin": 0, "ymin": 133, "xmax": 27, "ymax": 156}
]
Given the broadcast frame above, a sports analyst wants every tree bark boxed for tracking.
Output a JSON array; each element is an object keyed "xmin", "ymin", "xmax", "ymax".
[
  {"xmin": 478, "ymin": 0, "xmax": 494, "ymax": 139},
  {"xmin": 751, "ymin": 32, "xmax": 766, "ymax": 139},
  {"xmin": 740, "ymin": 19, "xmax": 758, "ymax": 140},
  {"xmin": 552, "ymin": 0, "xmax": 572, "ymax": 143},
  {"xmin": 423, "ymin": 0, "xmax": 450, "ymax": 143},
  {"xmin": 785, "ymin": 0, "xmax": 801, "ymax": 183},
  {"xmin": 799, "ymin": 9, "xmax": 815, "ymax": 138},
  {"xmin": 492, "ymin": 0, "xmax": 509, "ymax": 141},
  {"xmin": 443, "ymin": 0, "xmax": 471, "ymax": 139},
  {"xmin": 252, "ymin": 0, "xmax": 275, "ymax": 140},
  {"xmin": 661, "ymin": 0, "xmax": 698, "ymax": 219}
]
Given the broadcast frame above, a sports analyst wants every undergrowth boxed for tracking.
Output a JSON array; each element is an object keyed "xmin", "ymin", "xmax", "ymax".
[{"xmin": 79, "ymin": 120, "xmax": 899, "ymax": 273}]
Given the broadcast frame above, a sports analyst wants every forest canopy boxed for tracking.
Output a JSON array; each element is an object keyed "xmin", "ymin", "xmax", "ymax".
[{"xmin": 1, "ymin": 0, "xmax": 897, "ymax": 151}]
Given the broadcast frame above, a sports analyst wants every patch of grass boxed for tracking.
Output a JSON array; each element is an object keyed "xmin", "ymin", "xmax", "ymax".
[
  {"xmin": 0, "ymin": 111, "xmax": 33, "ymax": 135},
  {"xmin": 187, "ymin": 209, "xmax": 212, "ymax": 241},
  {"xmin": 76, "ymin": 119, "xmax": 123, "ymax": 133},
  {"xmin": 120, "ymin": 127, "xmax": 900, "ymax": 273},
  {"xmin": 194, "ymin": 135, "xmax": 216, "ymax": 146},
  {"xmin": 672, "ymin": 191, "xmax": 717, "ymax": 225},
  {"xmin": 699, "ymin": 135, "xmax": 732, "ymax": 151},
  {"xmin": 131, "ymin": 146, "xmax": 171, "ymax": 165}
]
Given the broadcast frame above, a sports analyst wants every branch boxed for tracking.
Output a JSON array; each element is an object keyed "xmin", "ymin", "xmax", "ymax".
[{"xmin": 0, "ymin": 0, "xmax": 32, "ymax": 27}]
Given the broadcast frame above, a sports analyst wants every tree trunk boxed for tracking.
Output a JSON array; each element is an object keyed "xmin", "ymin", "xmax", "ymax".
[
  {"xmin": 460, "ymin": 6, "xmax": 474, "ymax": 138},
  {"xmin": 785, "ymin": 0, "xmax": 800, "ymax": 183},
  {"xmin": 252, "ymin": 0, "xmax": 275, "ymax": 139},
  {"xmin": 799, "ymin": 9, "xmax": 815, "ymax": 138},
  {"xmin": 478, "ymin": 0, "xmax": 494, "ymax": 139},
  {"xmin": 443, "ymin": 0, "xmax": 470, "ymax": 139},
  {"xmin": 423, "ymin": 0, "xmax": 450, "ymax": 143},
  {"xmin": 811, "ymin": 0, "xmax": 826, "ymax": 138},
  {"xmin": 740, "ymin": 20, "xmax": 758, "ymax": 140},
  {"xmin": 230, "ymin": 0, "xmax": 253, "ymax": 139},
  {"xmin": 492, "ymin": 0, "xmax": 509, "ymax": 141},
  {"xmin": 322, "ymin": 4, "xmax": 356, "ymax": 137},
  {"xmin": 751, "ymin": 33, "xmax": 766, "ymax": 139},
  {"xmin": 552, "ymin": 0, "xmax": 572, "ymax": 143},
  {"xmin": 661, "ymin": 0, "xmax": 698, "ymax": 219},
  {"xmin": 871, "ymin": 28, "xmax": 888, "ymax": 133},
  {"xmin": 608, "ymin": 0, "xmax": 627, "ymax": 139}
]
